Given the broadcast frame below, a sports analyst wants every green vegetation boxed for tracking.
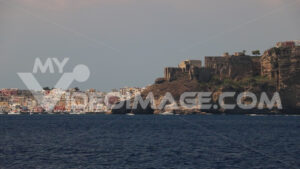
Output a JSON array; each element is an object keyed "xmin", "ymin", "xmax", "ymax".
[
  {"xmin": 43, "ymin": 87, "xmax": 52, "ymax": 91},
  {"xmin": 252, "ymin": 50, "xmax": 260, "ymax": 56}
]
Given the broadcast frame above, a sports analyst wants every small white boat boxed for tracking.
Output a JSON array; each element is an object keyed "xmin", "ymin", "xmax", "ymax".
[
  {"xmin": 8, "ymin": 111, "xmax": 21, "ymax": 115},
  {"xmin": 160, "ymin": 111, "xmax": 174, "ymax": 115},
  {"xmin": 126, "ymin": 113, "xmax": 135, "ymax": 116},
  {"xmin": 69, "ymin": 112, "xmax": 82, "ymax": 115}
]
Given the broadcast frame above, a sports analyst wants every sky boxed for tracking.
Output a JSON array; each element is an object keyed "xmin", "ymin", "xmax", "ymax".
[{"xmin": 0, "ymin": 0, "xmax": 299, "ymax": 91}]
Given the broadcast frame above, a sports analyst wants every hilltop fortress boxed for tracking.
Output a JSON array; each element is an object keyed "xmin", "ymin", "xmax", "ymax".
[
  {"xmin": 165, "ymin": 41, "xmax": 300, "ymax": 87},
  {"xmin": 141, "ymin": 41, "xmax": 300, "ymax": 113},
  {"xmin": 164, "ymin": 52, "xmax": 261, "ymax": 83}
]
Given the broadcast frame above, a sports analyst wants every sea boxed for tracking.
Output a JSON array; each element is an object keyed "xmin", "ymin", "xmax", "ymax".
[{"xmin": 0, "ymin": 115, "xmax": 299, "ymax": 169}]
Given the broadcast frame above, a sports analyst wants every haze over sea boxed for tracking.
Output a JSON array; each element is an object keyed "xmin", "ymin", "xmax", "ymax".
[{"xmin": 1, "ymin": 115, "xmax": 299, "ymax": 169}]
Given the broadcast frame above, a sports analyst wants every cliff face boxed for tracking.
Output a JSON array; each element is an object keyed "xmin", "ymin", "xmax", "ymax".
[
  {"xmin": 261, "ymin": 46, "xmax": 300, "ymax": 89},
  {"xmin": 261, "ymin": 46, "xmax": 300, "ymax": 110}
]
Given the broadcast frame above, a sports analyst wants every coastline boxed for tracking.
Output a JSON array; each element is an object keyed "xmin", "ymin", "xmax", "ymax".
[{"xmin": 1, "ymin": 111, "xmax": 300, "ymax": 116}]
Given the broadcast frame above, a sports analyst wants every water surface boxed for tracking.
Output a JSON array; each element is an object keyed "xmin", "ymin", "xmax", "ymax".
[{"xmin": 0, "ymin": 115, "xmax": 299, "ymax": 169}]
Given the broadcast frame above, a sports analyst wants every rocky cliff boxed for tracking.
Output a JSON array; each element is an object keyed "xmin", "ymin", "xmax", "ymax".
[
  {"xmin": 261, "ymin": 46, "xmax": 300, "ymax": 110},
  {"xmin": 141, "ymin": 43, "xmax": 300, "ymax": 114}
]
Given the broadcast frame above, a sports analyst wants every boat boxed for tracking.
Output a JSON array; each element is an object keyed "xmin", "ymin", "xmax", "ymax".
[
  {"xmin": 69, "ymin": 111, "xmax": 82, "ymax": 115},
  {"xmin": 8, "ymin": 111, "xmax": 21, "ymax": 115},
  {"xmin": 160, "ymin": 111, "xmax": 174, "ymax": 115}
]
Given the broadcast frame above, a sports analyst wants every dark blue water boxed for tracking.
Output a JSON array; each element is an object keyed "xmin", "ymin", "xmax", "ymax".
[{"xmin": 0, "ymin": 115, "xmax": 299, "ymax": 169}]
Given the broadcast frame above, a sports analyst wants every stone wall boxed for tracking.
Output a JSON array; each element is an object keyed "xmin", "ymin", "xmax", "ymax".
[
  {"xmin": 205, "ymin": 57, "xmax": 226, "ymax": 71},
  {"xmin": 251, "ymin": 56, "xmax": 261, "ymax": 76},
  {"xmin": 164, "ymin": 67, "xmax": 186, "ymax": 81},
  {"xmin": 205, "ymin": 55, "xmax": 255, "ymax": 80},
  {"xmin": 164, "ymin": 66, "xmax": 212, "ymax": 82},
  {"xmin": 178, "ymin": 60, "xmax": 202, "ymax": 71},
  {"xmin": 189, "ymin": 67, "xmax": 213, "ymax": 82}
]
